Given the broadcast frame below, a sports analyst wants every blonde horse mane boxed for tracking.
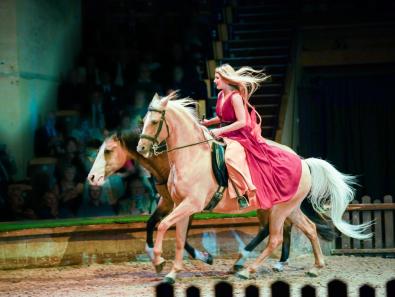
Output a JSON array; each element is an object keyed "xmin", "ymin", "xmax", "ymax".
[{"xmin": 150, "ymin": 91, "xmax": 211, "ymax": 135}]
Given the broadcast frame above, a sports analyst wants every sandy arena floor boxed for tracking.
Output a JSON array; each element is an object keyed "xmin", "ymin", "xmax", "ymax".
[{"xmin": 0, "ymin": 255, "xmax": 394, "ymax": 297}]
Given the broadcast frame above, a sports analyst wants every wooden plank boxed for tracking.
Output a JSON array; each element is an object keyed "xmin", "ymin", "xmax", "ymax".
[
  {"xmin": 0, "ymin": 217, "xmax": 260, "ymax": 239},
  {"xmin": 346, "ymin": 203, "xmax": 395, "ymax": 211},
  {"xmin": 341, "ymin": 211, "xmax": 351, "ymax": 249},
  {"xmin": 332, "ymin": 248, "xmax": 395, "ymax": 255},
  {"xmin": 218, "ymin": 24, "xmax": 228, "ymax": 41},
  {"xmin": 213, "ymin": 41, "xmax": 223, "ymax": 60},
  {"xmin": 384, "ymin": 195, "xmax": 394, "ymax": 248},
  {"xmin": 362, "ymin": 196, "xmax": 372, "ymax": 248},
  {"xmin": 373, "ymin": 199, "xmax": 383, "ymax": 248},
  {"xmin": 206, "ymin": 60, "xmax": 216, "ymax": 80},
  {"xmin": 351, "ymin": 200, "xmax": 361, "ymax": 249}
]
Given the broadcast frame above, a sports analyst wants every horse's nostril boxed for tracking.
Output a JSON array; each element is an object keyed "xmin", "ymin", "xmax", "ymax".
[{"xmin": 90, "ymin": 175, "xmax": 95, "ymax": 182}]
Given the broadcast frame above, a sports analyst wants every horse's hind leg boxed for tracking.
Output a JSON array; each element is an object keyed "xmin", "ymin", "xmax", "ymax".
[
  {"xmin": 184, "ymin": 219, "xmax": 213, "ymax": 265},
  {"xmin": 236, "ymin": 205, "xmax": 288, "ymax": 279},
  {"xmin": 233, "ymin": 210, "xmax": 269, "ymax": 271},
  {"xmin": 288, "ymin": 208, "xmax": 325, "ymax": 276},
  {"xmin": 273, "ymin": 219, "xmax": 292, "ymax": 272},
  {"xmin": 233, "ymin": 224, "xmax": 269, "ymax": 271}
]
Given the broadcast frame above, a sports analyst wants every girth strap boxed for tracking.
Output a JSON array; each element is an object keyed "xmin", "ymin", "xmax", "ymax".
[{"xmin": 204, "ymin": 186, "xmax": 226, "ymax": 211}]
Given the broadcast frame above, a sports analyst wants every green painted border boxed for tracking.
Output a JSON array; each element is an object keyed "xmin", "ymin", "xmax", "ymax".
[{"xmin": 0, "ymin": 211, "xmax": 257, "ymax": 232}]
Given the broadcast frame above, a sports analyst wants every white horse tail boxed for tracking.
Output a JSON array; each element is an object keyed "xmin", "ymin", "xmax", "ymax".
[{"xmin": 304, "ymin": 158, "xmax": 372, "ymax": 240}]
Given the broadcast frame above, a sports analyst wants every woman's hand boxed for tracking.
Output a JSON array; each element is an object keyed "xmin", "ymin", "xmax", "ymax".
[
  {"xmin": 210, "ymin": 128, "xmax": 223, "ymax": 138},
  {"xmin": 200, "ymin": 116, "xmax": 220, "ymax": 127},
  {"xmin": 200, "ymin": 118, "xmax": 211, "ymax": 127}
]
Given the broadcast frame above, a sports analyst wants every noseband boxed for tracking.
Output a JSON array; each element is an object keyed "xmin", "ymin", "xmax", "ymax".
[{"xmin": 139, "ymin": 107, "xmax": 170, "ymax": 156}]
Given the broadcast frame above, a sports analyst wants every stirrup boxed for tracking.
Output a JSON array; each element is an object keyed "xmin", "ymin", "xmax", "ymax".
[{"xmin": 237, "ymin": 195, "xmax": 249, "ymax": 209}]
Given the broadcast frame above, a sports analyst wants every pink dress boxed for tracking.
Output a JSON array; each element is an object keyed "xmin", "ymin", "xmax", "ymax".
[{"xmin": 216, "ymin": 91, "xmax": 302, "ymax": 209}]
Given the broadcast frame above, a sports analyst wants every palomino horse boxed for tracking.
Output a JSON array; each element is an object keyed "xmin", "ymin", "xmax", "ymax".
[
  {"xmin": 87, "ymin": 130, "xmax": 335, "ymax": 273},
  {"xmin": 136, "ymin": 93, "xmax": 371, "ymax": 283}
]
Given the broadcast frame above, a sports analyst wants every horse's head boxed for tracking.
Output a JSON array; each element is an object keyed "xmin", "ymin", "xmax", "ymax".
[
  {"xmin": 137, "ymin": 93, "xmax": 171, "ymax": 158},
  {"xmin": 87, "ymin": 135, "xmax": 129, "ymax": 185}
]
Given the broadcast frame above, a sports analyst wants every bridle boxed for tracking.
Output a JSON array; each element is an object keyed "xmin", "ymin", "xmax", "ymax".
[
  {"xmin": 139, "ymin": 106, "xmax": 221, "ymax": 156},
  {"xmin": 139, "ymin": 107, "xmax": 170, "ymax": 156}
]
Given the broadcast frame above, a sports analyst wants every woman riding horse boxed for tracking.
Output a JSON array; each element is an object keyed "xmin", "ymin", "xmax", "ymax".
[{"xmin": 136, "ymin": 66, "xmax": 371, "ymax": 283}]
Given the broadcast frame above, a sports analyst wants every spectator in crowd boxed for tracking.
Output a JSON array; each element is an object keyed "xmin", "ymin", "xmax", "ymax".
[
  {"xmin": 34, "ymin": 112, "xmax": 64, "ymax": 157},
  {"xmin": 5, "ymin": 184, "xmax": 36, "ymax": 221},
  {"xmin": 78, "ymin": 184, "xmax": 117, "ymax": 217},
  {"xmin": 56, "ymin": 137, "xmax": 88, "ymax": 183},
  {"xmin": 35, "ymin": 190, "xmax": 59, "ymax": 219},
  {"xmin": 55, "ymin": 164, "xmax": 84, "ymax": 218}
]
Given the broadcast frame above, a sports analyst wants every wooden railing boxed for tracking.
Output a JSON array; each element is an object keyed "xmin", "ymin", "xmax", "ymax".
[{"xmin": 333, "ymin": 195, "xmax": 395, "ymax": 255}]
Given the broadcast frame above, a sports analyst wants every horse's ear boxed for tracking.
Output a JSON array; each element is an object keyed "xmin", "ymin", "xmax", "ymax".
[
  {"xmin": 152, "ymin": 93, "xmax": 160, "ymax": 102},
  {"xmin": 160, "ymin": 94, "xmax": 170, "ymax": 107}
]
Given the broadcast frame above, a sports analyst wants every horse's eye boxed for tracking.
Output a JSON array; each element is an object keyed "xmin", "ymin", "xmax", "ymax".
[
  {"xmin": 151, "ymin": 120, "xmax": 159, "ymax": 125},
  {"xmin": 104, "ymin": 149, "xmax": 111, "ymax": 154}
]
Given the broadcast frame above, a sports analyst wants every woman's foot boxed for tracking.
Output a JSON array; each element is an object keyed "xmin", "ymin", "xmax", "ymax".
[{"xmin": 237, "ymin": 195, "xmax": 249, "ymax": 209}]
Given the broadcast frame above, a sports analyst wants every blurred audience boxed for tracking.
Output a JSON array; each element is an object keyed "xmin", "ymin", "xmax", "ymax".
[{"xmin": 1, "ymin": 1, "xmax": 210, "ymax": 221}]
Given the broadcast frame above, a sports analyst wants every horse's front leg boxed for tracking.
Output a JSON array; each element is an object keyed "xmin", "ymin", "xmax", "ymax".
[
  {"xmin": 163, "ymin": 216, "xmax": 190, "ymax": 284},
  {"xmin": 145, "ymin": 195, "xmax": 172, "ymax": 261},
  {"xmin": 153, "ymin": 198, "xmax": 201, "ymax": 275}
]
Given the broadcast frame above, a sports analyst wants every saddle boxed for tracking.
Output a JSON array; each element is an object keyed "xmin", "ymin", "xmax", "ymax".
[
  {"xmin": 154, "ymin": 139, "xmax": 247, "ymax": 211},
  {"xmin": 204, "ymin": 141, "xmax": 228, "ymax": 211}
]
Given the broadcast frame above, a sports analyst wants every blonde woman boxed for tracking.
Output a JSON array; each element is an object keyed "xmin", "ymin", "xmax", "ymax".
[{"xmin": 201, "ymin": 64, "xmax": 302, "ymax": 210}]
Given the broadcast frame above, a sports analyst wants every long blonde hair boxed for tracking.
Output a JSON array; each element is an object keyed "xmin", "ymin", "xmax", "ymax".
[
  {"xmin": 215, "ymin": 64, "xmax": 270, "ymax": 138},
  {"xmin": 215, "ymin": 64, "xmax": 269, "ymax": 100}
]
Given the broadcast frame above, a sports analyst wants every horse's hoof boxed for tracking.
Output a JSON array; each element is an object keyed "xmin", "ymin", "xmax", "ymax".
[
  {"xmin": 235, "ymin": 269, "xmax": 250, "ymax": 280},
  {"xmin": 163, "ymin": 276, "xmax": 175, "ymax": 285},
  {"xmin": 272, "ymin": 261, "xmax": 287, "ymax": 272},
  {"xmin": 233, "ymin": 264, "xmax": 244, "ymax": 272},
  {"xmin": 154, "ymin": 259, "xmax": 166, "ymax": 274},
  {"xmin": 205, "ymin": 253, "xmax": 214, "ymax": 265},
  {"xmin": 305, "ymin": 266, "xmax": 320, "ymax": 277},
  {"xmin": 145, "ymin": 244, "xmax": 154, "ymax": 261}
]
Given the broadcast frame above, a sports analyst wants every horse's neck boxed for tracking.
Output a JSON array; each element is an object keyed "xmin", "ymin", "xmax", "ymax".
[
  {"xmin": 128, "ymin": 150, "xmax": 169, "ymax": 183},
  {"xmin": 166, "ymin": 108, "xmax": 210, "ymax": 167}
]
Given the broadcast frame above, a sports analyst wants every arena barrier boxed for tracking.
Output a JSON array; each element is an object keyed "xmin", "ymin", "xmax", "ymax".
[
  {"xmin": 333, "ymin": 195, "xmax": 395, "ymax": 255},
  {"xmin": 155, "ymin": 279, "xmax": 395, "ymax": 297}
]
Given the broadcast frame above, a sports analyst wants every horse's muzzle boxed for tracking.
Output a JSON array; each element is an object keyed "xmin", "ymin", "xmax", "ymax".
[
  {"xmin": 136, "ymin": 144, "xmax": 151, "ymax": 158},
  {"xmin": 87, "ymin": 173, "xmax": 105, "ymax": 186}
]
